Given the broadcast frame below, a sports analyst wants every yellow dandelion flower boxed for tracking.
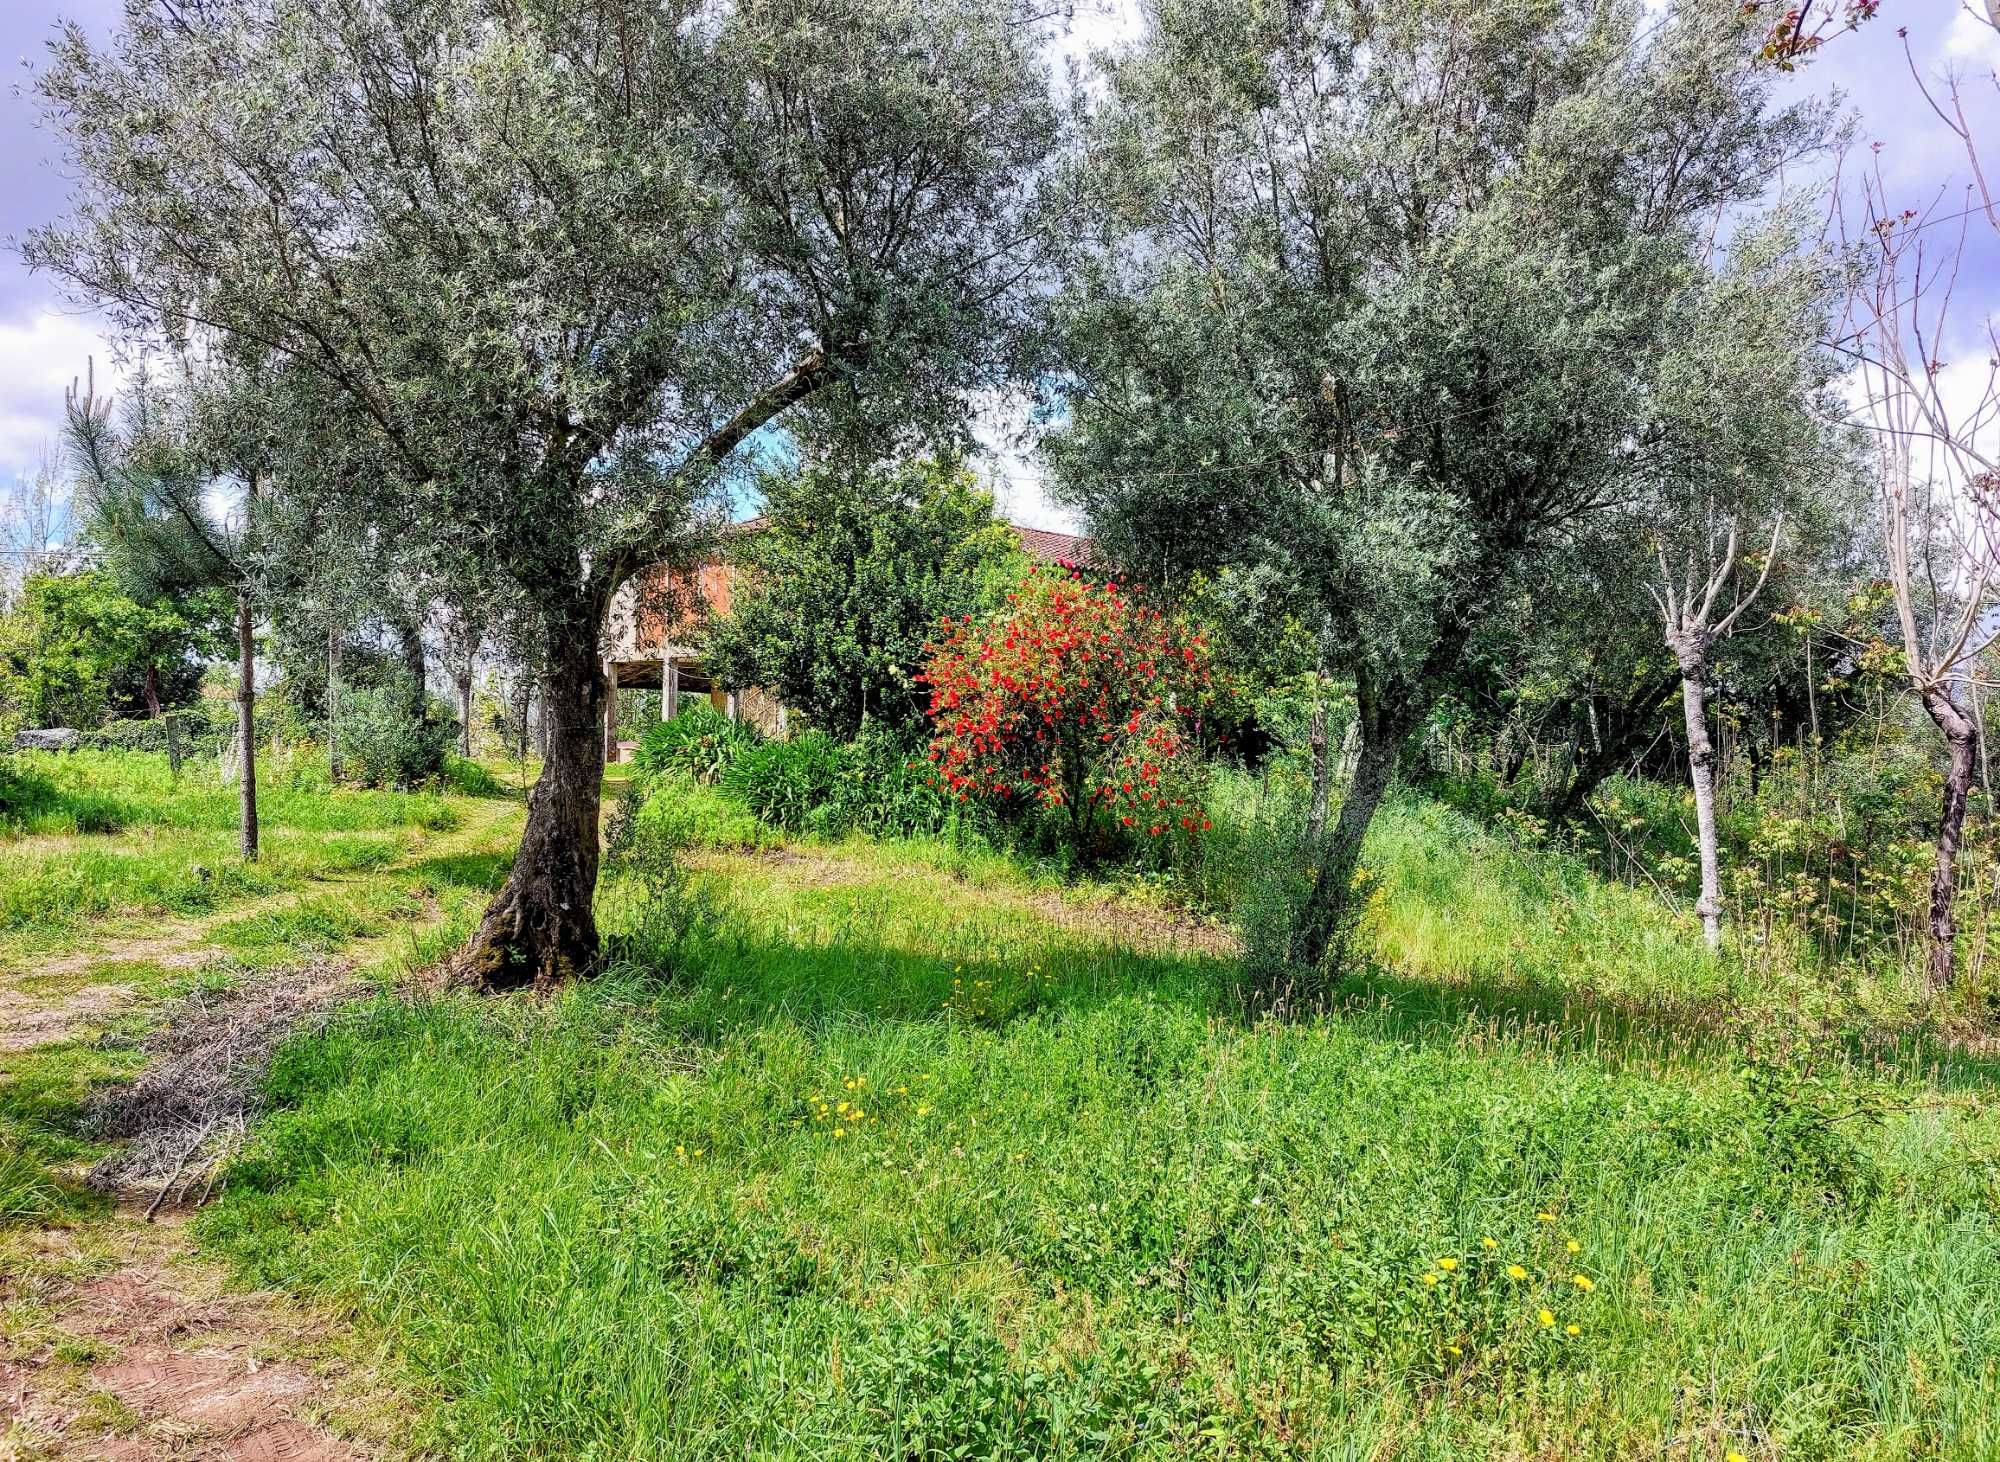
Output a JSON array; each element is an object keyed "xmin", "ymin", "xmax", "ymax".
[
  {"xmin": 1507, "ymin": 1264, "xmax": 1529, "ymax": 1281},
  {"xmin": 1537, "ymin": 1309, "xmax": 1555, "ymax": 1328},
  {"xmin": 1727, "ymin": 1454, "xmax": 1746, "ymax": 1462},
  {"xmin": 1571, "ymin": 1274, "xmax": 1594, "ymax": 1292},
  {"xmin": 1480, "ymin": 1237, "xmax": 1498, "ymax": 1250},
  {"xmin": 1437, "ymin": 1257, "xmax": 1459, "ymax": 1272},
  {"xmin": 1536, "ymin": 1211, "xmax": 1558, "ymax": 1223},
  {"xmin": 1565, "ymin": 1323, "xmax": 1580, "ymax": 1336},
  {"xmin": 833, "ymin": 1127, "xmax": 845, "ymax": 1138},
  {"xmin": 1566, "ymin": 1239, "xmax": 1581, "ymax": 1254},
  {"xmin": 1421, "ymin": 1272, "xmax": 1441, "ymax": 1286},
  {"xmin": 1445, "ymin": 1344, "xmax": 1463, "ymax": 1356}
]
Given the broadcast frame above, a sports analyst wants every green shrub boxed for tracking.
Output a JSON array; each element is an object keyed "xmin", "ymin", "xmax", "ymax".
[
  {"xmin": 634, "ymin": 705, "xmax": 761, "ymax": 785},
  {"xmin": 720, "ymin": 731, "xmax": 843, "ymax": 833},
  {"xmin": 825, "ymin": 727, "xmax": 957, "ymax": 838},
  {"xmin": 717, "ymin": 727, "xmax": 972, "ymax": 841},
  {"xmin": 336, "ymin": 681, "xmax": 453, "ymax": 789},
  {"xmin": 74, "ymin": 708, "xmax": 230, "ymax": 758}
]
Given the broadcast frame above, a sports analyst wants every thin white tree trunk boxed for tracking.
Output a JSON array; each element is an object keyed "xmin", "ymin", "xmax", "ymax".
[{"xmin": 1675, "ymin": 649, "xmax": 1722, "ymax": 951}]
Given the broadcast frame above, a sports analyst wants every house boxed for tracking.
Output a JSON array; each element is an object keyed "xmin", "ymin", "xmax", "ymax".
[{"xmin": 599, "ymin": 518, "xmax": 1091, "ymax": 761}]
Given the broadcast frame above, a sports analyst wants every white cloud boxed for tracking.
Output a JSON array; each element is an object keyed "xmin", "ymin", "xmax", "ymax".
[
  {"xmin": 1942, "ymin": 8, "xmax": 2000, "ymax": 66},
  {"xmin": 970, "ymin": 384, "xmax": 1081, "ymax": 533},
  {"xmin": 0, "ymin": 308, "xmax": 122, "ymax": 482}
]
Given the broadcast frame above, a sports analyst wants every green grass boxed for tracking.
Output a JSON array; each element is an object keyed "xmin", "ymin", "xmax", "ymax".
[
  {"xmin": 200, "ymin": 822, "xmax": 2000, "ymax": 1460},
  {"xmin": 0, "ymin": 751, "xmax": 525, "ymax": 1263},
  {"xmin": 0, "ymin": 752, "xmax": 479, "ymax": 950}
]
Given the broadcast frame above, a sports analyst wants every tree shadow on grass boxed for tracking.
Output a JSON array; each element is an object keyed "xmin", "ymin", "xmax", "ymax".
[
  {"xmin": 405, "ymin": 849, "xmax": 513, "ymax": 893},
  {"xmin": 613, "ymin": 902, "xmax": 2000, "ymax": 1095},
  {"xmin": 1303, "ymin": 963, "xmax": 2000, "ymax": 1092}
]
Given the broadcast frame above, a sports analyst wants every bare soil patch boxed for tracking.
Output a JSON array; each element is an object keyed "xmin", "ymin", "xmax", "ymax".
[{"xmin": 2, "ymin": 1214, "xmax": 370, "ymax": 1461}]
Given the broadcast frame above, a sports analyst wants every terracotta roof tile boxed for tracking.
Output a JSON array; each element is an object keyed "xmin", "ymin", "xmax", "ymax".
[{"xmin": 1011, "ymin": 523, "xmax": 1094, "ymax": 567}]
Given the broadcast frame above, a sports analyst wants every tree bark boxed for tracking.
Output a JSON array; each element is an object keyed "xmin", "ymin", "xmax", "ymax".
[
  {"xmin": 1670, "ymin": 636, "xmax": 1722, "ymax": 952},
  {"xmin": 1920, "ymin": 686, "xmax": 1978, "ymax": 994},
  {"xmin": 327, "ymin": 623, "xmax": 342, "ymax": 782},
  {"xmin": 235, "ymin": 591, "xmax": 260, "ymax": 863},
  {"xmin": 459, "ymin": 619, "xmax": 607, "ymax": 991},
  {"xmin": 396, "ymin": 612, "xmax": 428, "ymax": 721},
  {"xmin": 1293, "ymin": 727, "xmax": 1399, "ymax": 979},
  {"xmin": 143, "ymin": 663, "xmax": 162, "ymax": 720},
  {"xmin": 1305, "ymin": 694, "xmax": 1330, "ymax": 845},
  {"xmin": 458, "ymin": 669, "xmax": 475, "ymax": 759}
]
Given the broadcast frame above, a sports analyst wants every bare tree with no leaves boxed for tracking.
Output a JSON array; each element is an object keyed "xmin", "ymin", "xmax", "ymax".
[
  {"xmin": 1841, "ymin": 23, "xmax": 2000, "ymax": 993},
  {"xmin": 1651, "ymin": 516, "xmax": 1784, "ymax": 951}
]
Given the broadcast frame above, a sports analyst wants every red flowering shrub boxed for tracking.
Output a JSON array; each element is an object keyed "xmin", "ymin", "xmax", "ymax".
[{"xmin": 918, "ymin": 565, "xmax": 1222, "ymax": 853}]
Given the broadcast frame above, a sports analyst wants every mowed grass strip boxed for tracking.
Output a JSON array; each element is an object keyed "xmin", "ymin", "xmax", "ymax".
[
  {"xmin": 203, "ymin": 826, "xmax": 2000, "ymax": 1461},
  {"xmin": 0, "ymin": 752, "xmax": 505, "ymax": 955}
]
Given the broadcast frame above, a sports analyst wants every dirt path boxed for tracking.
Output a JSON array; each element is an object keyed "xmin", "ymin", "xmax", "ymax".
[
  {"xmin": 0, "ymin": 796, "xmax": 521, "ymax": 1055},
  {"xmin": 2, "ymin": 1210, "xmax": 381, "ymax": 1460},
  {"xmin": 0, "ymin": 799, "xmax": 525, "ymax": 1460}
]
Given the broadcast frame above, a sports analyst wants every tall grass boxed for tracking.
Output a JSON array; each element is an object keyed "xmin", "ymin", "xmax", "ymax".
[{"xmin": 203, "ymin": 833, "xmax": 2000, "ymax": 1460}]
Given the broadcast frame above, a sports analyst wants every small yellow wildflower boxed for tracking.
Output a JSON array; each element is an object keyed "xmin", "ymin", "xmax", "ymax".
[
  {"xmin": 1421, "ymin": 1272, "xmax": 1441, "ymax": 1286},
  {"xmin": 1436, "ymin": 1257, "xmax": 1459, "ymax": 1272},
  {"xmin": 1727, "ymin": 1453, "xmax": 1746, "ymax": 1462},
  {"xmin": 1536, "ymin": 1211, "xmax": 1558, "ymax": 1223},
  {"xmin": 1565, "ymin": 1323, "xmax": 1580, "ymax": 1336},
  {"xmin": 1571, "ymin": 1274, "xmax": 1594, "ymax": 1292},
  {"xmin": 1507, "ymin": 1264, "xmax": 1529, "ymax": 1281},
  {"xmin": 1565, "ymin": 1239, "xmax": 1581, "ymax": 1254},
  {"xmin": 1480, "ymin": 1237, "xmax": 1498, "ymax": 1250},
  {"xmin": 832, "ymin": 1127, "xmax": 845, "ymax": 1139},
  {"xmin": 1537, "ymin": 1309, "xmax": 1555, "ymax": 1328},
  {"xmin": 1445, "ymin": 1344, "xmax": 1463, "ymax": 1356}
]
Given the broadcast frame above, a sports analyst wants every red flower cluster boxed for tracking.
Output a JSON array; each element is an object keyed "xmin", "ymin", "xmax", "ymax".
[{"xmin": 917, "ymin": 565, "xmax": 1220, "ymax": 846}]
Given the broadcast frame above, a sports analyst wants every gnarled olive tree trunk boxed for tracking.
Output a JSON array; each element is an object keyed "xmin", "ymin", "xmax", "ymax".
[
  {"xmin": 1292, "ymin": 719, "xmax": 1400, "ymax": 980},
  {"xmin": 459, "ymin": 606, "xmax": 608, "ymax": 991},
  {"xmin": 235, "ymin": 589, "xmax": 259, "ymax": 863}
]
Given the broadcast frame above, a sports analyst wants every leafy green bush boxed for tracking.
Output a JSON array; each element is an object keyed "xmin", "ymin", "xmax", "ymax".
[
  {"xmin": 825, "ymin": 727, "xmax": 957, "ymax": 838},
  {"xmin": 337, "ymin": 681, "xmax": 453, "ymax": 789},
  {"xmin": 634, "ymin": 705, "xmax": 761, "ymax": 786},
  {"xmin": 74, "ymin": 708, "xmax": 230, "ymax": 758},
  {"xmin": 720, "ymin": 731, "xmax": 843, "ymax": 834},
  {"xmin": 715, "ymin": 727, "xmax": 964, "ymax": 840}
]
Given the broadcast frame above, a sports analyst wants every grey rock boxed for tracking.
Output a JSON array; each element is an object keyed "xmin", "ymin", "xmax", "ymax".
[{"xmin": 13, "ymin": 727, "xmax": 81, "ymax": 752}]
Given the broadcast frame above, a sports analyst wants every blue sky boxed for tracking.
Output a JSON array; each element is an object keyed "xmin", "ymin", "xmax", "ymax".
[{"xmin": 2, "ymin": 2, "xmax": 1995, "ymax": 536}]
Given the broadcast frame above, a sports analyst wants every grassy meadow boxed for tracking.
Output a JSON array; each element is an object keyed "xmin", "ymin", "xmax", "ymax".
[
  {"xmin": 5, "ymin": 749, "xmax": 1999, "ymax": 1458},
  {"xmin": 170, "ymin": 783, "xmax": 2000, "ymax": 1461},
  {"xmin": 0, "ymin": 748, "xmax": 526, "ymax": 1242}
]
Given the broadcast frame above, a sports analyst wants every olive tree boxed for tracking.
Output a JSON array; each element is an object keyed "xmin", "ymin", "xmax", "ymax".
[
  {"xmin": 29, "ymin": 0, "xmax": 1060, "ymax": 988},
  {"xmin": 1047, "ymin": 0, "xmax": 1833, "ymax": 984}
]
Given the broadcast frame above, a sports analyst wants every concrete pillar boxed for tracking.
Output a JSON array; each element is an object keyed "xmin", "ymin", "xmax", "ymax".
[{"xmin": 603, "ymin": 656, "xmax": 619, "ymax": 764}]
